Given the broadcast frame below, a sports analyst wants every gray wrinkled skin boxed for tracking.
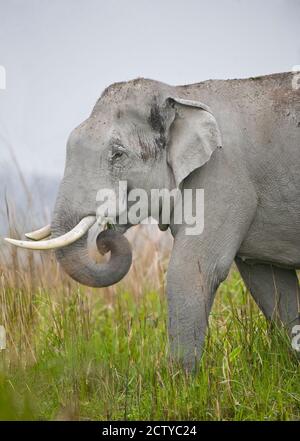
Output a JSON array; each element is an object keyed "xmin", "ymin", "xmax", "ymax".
[{"xmin": 52, "ymin": 72, "xmax": 300, "ymax": 370}]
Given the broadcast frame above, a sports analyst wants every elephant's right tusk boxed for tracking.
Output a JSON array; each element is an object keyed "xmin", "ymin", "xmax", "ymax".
[
  {"xmin": 5, "ymin": 216, "xmax": 96, "ymax": 250},
  {"xmin": 25, "ymin": 224, "xmax": 51, "ymax": 240}
]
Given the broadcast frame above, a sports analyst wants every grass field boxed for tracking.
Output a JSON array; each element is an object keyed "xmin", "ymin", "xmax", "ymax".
[{"xmin": 0, "ymin": 220, "xmax": 299, "ymax": 421}]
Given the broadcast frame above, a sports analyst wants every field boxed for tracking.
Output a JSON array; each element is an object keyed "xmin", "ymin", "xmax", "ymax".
[{"xmin": 0, "ymin": 216, "xmax": 299, "ymax": 422}]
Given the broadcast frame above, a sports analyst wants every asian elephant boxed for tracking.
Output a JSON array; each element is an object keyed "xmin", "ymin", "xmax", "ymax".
[{"xmin": 6, "ymin": 72, "xmax": 300, "ymax": 370}]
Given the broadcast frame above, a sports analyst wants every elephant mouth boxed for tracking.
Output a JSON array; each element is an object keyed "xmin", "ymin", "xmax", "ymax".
[{"xmin": 5, "ymin": 215, "xmax": 97, "ymax": 250}]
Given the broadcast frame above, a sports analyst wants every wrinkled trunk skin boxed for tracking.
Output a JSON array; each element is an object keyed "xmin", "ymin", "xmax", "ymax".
[{"xmin": 51, "ymin": 207, "xmax": 132, "ymax": 288}]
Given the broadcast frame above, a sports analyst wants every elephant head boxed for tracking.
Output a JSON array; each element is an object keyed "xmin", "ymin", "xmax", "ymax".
[{"xmin": 5, "ymin": 78, "xmax": 221, "ymax": 287}]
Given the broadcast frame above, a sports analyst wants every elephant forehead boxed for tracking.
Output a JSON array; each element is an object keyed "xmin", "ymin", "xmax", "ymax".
[
  {"xmin": 97, "ymin": 78, "xmax": 169, "ymax": 104},
  {"xmin": 92, "ymin": 78, "xmax": 172, "ymax": 121},
  {"xmin": 67, "ymin": 121, "xmax": 109, "ymax": 154},
  {"xmin": 93, "ymin": 95, "xmax": 159, "ymax": 123},
  {"xmin": 68, "ymin": 79, "xmax": 174, "ymax": 151}
]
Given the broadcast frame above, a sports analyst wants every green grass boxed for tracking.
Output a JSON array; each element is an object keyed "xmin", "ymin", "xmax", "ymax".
[{"xmin": 0, "ymin": 270, "xmax": 299, "ymax": 421}]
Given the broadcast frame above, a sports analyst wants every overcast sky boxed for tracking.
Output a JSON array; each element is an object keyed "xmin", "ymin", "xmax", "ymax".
[{"xmin": 0, "ymin": 0, "xmax": 299, "ymax": 178}]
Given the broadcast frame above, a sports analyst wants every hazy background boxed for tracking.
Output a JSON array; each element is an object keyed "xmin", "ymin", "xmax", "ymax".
[{"xmin": 0, "ymin": 0, "xmax": 299, "ymax": 224}]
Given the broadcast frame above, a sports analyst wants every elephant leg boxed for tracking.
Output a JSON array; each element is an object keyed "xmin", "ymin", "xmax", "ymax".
[
  {"xmin": 167, "ymin": 224, "xmax": 253, "ymax": 371},
  {"xmin": 166, "ymin": 148, "xmax": 258, "ymax": 370},
  {"xmin": 235, "ymin": 257, "xmax": 300, "ymax": 333},
  {"xmin": 166, "ymin": 238, "xmax": 224, "ymax": 371}
]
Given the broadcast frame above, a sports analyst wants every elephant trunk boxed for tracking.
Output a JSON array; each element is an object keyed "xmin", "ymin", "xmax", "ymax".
[
  {"xmin": 5, "ymin": 190, "xmax": 133, "ymax": 287},
  {"xmin": 52, "ymin": 210, "xmax": 132, "ymax": 288}
]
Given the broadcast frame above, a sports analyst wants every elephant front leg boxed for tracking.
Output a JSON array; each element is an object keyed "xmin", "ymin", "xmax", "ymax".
[{"xmin": 166, "ymin": 235, "xmax": 232, "ymax": 371}]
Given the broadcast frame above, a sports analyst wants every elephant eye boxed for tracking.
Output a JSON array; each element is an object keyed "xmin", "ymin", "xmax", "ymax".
[
  {"xmin": 112, "ymin": 151, "xmax": 124, "ymax": 160},
  {"xmin": 111, "ymin": 145, "xmax": 127, "ymax": 162}
]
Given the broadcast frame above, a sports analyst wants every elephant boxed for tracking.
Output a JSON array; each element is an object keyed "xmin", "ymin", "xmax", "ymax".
[{"xmin": 6, "ymin": 71, "xmax": 300, "ymax": 370}]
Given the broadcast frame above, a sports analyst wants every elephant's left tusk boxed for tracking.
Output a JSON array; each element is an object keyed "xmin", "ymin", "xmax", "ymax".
[
  {"xmin": 25, "ymin": 224, "xmax": 51, "ymax": 240},
  {"xmin": 5, "ymin": 216, "xmax": 96, "ymax": 250}
]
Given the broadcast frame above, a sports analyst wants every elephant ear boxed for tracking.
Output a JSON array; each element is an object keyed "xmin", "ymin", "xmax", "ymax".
[{"xmin": 166, "ymin": 97, "xmax": 222, "ymax": 188}]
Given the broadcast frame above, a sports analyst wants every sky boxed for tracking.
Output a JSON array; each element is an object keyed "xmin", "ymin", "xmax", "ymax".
[{"xmin": 0, "ymin": 0, "xmax": 299, "ymax": 179}]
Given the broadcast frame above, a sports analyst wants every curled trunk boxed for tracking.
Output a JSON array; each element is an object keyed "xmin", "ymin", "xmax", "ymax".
[{"xmin": 52, "ymin": 213, "xmax": 132, "ymax": 287}]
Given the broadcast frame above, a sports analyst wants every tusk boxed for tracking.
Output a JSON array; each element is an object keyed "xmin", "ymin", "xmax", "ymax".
[
  {"xmin": 5, "ymin": 216, "xmax": 96, "ymax": 250},
  {"xmin": 25, "ymin": 224, "xmax": 51, "ymax": 240}
]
